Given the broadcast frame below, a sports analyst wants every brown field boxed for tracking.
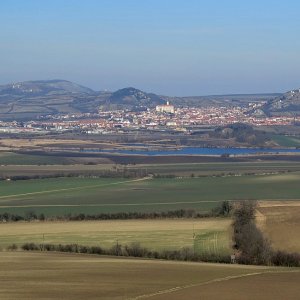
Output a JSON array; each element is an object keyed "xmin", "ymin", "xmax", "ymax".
[
  {"xmin": 0, "ymin": 138, "xmax": 162, "ymax": 151},
  {"xmin": 150, "ymin": 271, "xmax": 300, "ymax": 300},
  {"xmin": 257, "ymin": 201, "xmax": 300, "ymax": 253},
  {"xmin": 0, "ymin": 138, "xmax": 100, "ymax": 147},
  {"xmin": 0, "ymin": 252, "xmax": 298, "ymax": 300}
]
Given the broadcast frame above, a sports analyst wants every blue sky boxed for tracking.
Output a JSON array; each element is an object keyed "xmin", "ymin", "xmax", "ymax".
[{"xmin": 1, "ymin": 0, "xmax": 300, "ymax": 95}]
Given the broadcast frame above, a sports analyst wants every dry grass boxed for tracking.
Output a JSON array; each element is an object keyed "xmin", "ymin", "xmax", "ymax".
[
  {"xmin": 0, "ymin": 252, "xmax": 296, "ymax": 300},
  {"xmin": 0, "ymin": 219, "xmax": 232, "ymax": 253},
  {"xmin": 257, "ymin": 201, "xmax": 300, "ymax": 253},
  {"xmin": 252, "ymin": 173, "xmax": 300, "ymax": 182},
  {"xmin": 0, "ymin": 138, "xmax": 122, "ymax": 148},
  {"xmin": 0, "ymin": 138, "xmax": 89, "ymax": 147}
]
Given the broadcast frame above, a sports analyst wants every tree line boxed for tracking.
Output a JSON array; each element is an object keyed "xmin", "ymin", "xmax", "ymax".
[
  {"xmin": 0, "ymin": 203, "xmax": 233, "ymax": 223},
  {"xmin": 17, "ymin": 242, "xmax": 231, "ymax": 264},
  {"xmin": 0, "ymin": 169, "xmax": 149, "ymax": 181},
  {"xmin": 232, "ymin": 200, "xmax": 300, "ymax": 267}
]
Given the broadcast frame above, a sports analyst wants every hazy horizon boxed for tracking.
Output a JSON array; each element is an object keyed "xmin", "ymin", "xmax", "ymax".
[
  {"xmin": 0, "ymin": 77, "xmax": 286, "ymax": 97},
  {"xmin": 1, "ymin": 0, "xmax": 300, "ymax": 96}
]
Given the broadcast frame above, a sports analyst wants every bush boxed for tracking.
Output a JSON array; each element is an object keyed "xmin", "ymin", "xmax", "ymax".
[
  {"xmin": 22, "ymin": 243, "xmax": 40, "ymax": 251},
  {"xmin": 124, "ymin": 243, "xmax": 148, "ymax": 257},
  {"xmin": 7, "ymin": 244, "xmax": 18, "ymax": 251},
  {"xmin": 212, "ymin": 201, "xmax": 233, "ymax": 216},
  {"xmin": 271, "ymin": 251, "xmax": 300, "ymax": 267}
]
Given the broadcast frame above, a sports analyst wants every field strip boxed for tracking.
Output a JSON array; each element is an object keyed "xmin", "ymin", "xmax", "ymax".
[
  {"xmin": 1, "ymin": 200, "xmax": 300, "ymax": 209},
  {"xmin": 0, "ymin": 200, "xmax": 225, "ymax": 208},
  {"xmin": 130, "ymin": 270, "xmax": 300, "ymax": 299},
  {"xmin": 258, "ymin": 201, "xmax": 300, "ymax": 208},
  {"xmin": 0, "ymin": 177, "xmax": 151, "ymax": 200}
]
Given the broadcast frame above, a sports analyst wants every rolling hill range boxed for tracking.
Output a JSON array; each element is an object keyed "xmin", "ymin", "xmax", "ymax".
[
  {"xmin": 0, "ymin": 80, "xmax": 167, "ymax": 120},
  {"xmin": 0, "ymin": 80, "xmax": 107, "ymax": 120},
  {"xmin": 0, "ymin": 79, "xmax": 284, "ymax": 120}
]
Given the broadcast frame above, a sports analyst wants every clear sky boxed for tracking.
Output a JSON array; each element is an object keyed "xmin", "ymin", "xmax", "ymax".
[{"xmin": 1, "ymin": 0, "xmax": 300, "ymax": 96}]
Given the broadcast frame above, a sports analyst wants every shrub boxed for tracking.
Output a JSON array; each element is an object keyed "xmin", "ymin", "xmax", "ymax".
[
  {"xmin": 7, "ymin": 244, "xmax": 18, "ymax": 251},
  {"xmin": 271, "ymin": 251, "xmax": 300, "ymax": 267},
  {"xmin": 22, "ymin": 243, "xmax": 40, "ymax": 251}
]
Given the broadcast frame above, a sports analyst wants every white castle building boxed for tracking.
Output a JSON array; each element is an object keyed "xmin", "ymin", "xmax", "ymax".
[{"xmin": 155, "ymin": 101, "xmax": 175, "ymax": 114}]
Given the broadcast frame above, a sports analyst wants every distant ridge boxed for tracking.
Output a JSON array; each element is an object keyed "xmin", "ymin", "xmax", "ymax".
[
  {"xmin": 0, "ymin": 79, "xmax": 95, "ymax": 96},
  {"xmin": 262, "ymin": 89, "xmax": 300, "ymax": 116},
  {"xmin": 0, "ymin": 79, "xmax": 285, "ymax": 120}
]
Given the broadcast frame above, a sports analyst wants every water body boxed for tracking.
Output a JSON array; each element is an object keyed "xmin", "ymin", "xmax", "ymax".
[{"xmin": 87, "ymin": 147, "xmax": 300, "ymax": 156}]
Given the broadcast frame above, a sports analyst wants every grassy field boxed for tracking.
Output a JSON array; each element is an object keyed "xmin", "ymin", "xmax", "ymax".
[
  {"xmin": 0, "ymin": 152, "xmax": 69, "ymax": 165},
  {"xmin": 0, "ymin": 173, "xmax": 300, "ymax": 215},
  {"xmin": 0, "ymin": 151, "xmax": 112, "ymax": 165},
  {"xmin": 0, "ymin": 252, "xmax": 298, "ymax": 300},
  {"xmin": 257, "ymin": 201, "xmax": 300, "ymax": 253},
  {"xmin": 0, "ymin": 219, "xmax": 232, "ymax": 254},
  {"xmin": 270, "ymin": 134, "xmax": 300, "ymax": 147},
  {"xmin": 130, "ymin": 161, "xmax": 300, "ymax": 176},
  {"xmin": 2, "ymin": 160, "xmax": 300, "ymax": 176},
  {"xmin": 0, "ymin": 163, "xmax": 117, "ymax": 177}
]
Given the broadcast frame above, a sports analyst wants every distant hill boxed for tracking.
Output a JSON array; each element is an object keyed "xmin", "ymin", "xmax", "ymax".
[
  {"xmin": 103, "ymin": 87, "xmax": 165, "ymax": 110},
  {"xmin": 0, "ymin": 80, "xmax": 105, "ymax": 120},
  {"xmin": 0, "ymin": 80, "xmax": 95, "ymax": 96},
  {"xmin": 209, "ymin": 123, "xmax": 273, "ymax": 147},
  {"xmin": 164, "ymin": 93, "xmax": 280, "ymax": 108},
  {"xmin": 262, "ymin": 89, "xmax": 300, "ymax": 116},
  {"xmin": 0, "ymin": 82, "xmax": 167, "ymax": 120}
]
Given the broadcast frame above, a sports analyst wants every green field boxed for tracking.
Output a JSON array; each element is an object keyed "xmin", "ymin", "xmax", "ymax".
[
  {"xmin": 0, "ymin": 151, "xmax": 111, "ymax": 166},
  {"xmin": 0, "ymin": 173, "xmax": 300, "ymax": 216},
  {"xmin": 270, "ymin": 134, "xmax": 300, "ymax": 147},
  {"xmin": 0, "ymin": 252, "xmax": 298, "ymax": 300},
  {"xmin": 2, "ymin": 160, "xmax": 300, "ymax": 177},
  {"xmin": 130, "ymin": 161, "xmax": 300, "ymax": 176},
  {"xmin": 0, "ymin": 152, "xmax": 69, "ymax": 165},
  {"xmin": 0, "ymin": 219, "xmax": 232, "ymax": 254}
]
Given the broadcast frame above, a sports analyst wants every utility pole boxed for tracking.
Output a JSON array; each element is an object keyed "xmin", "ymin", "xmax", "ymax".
[{"xmin": 193, "ymin": 223, "xmax": 196, "ymax": 256}]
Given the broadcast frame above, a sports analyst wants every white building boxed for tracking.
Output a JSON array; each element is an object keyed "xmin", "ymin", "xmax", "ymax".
[{"xmin": 156, "ymin": 101, "xmax": 175, "ymax": 114}]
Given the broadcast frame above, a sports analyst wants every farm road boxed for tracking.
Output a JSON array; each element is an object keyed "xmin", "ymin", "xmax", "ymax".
[
  {"xmin": 0, "ymin": 176, "xmax": 152, "ymax": 201},
  {"xmin": 131, "ymin": 270, "xmax": 300, "ymax": 299}
]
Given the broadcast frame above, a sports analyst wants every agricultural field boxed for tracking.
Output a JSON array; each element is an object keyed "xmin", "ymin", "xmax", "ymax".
[
  {"xmin": 0, "ymin": 252, "xmax": 298, "ymax": 300},
  {"xmin": 257, "ymin": 201, "xmax": 300, "ymax": 253},
  {"xmin": 2, "ymin": 157, "xmax": 300, "ymax": 175},
  {"xmin": 0, "ymin": 173, "xmax": 300, "ymax": 216},
  {"xmin": 0, "ymin": 219, "xmax": 232, "ymax": 254},
  {"xmin": 0, "ymin": 151, "xmax": 70, "ymax": 165},
  {"xmin": 0, "ymin": 151, "xmax": 112, "ymax": 165},
  {"xmin": 129, "ymin": 161, "xmax": 300, "ymax": 176},
  {"xmin": 270, "ymin": 134, "xmax": 300, "ymax": 147},
  {"xmin": 0, "ymin": 163, "xmax": 117, "ymax": 177}
]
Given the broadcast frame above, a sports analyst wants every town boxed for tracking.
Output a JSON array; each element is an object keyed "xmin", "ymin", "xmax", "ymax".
[{"xmin": 0, "ymin": 101, "xmax": 299, "ymax": 135}]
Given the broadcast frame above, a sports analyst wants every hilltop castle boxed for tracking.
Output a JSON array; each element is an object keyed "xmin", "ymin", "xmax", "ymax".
[{"xmin": 155, "ymin": 101, "xmax": 175, "ymax": 114}]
